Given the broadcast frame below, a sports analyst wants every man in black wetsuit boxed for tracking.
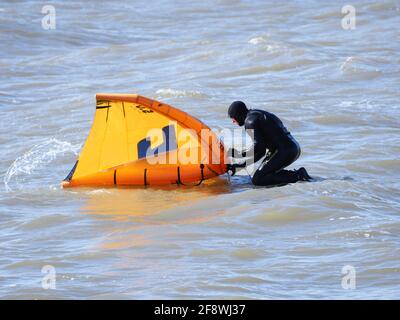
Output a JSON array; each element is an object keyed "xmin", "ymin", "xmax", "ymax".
[{"xmin": 227, "ymin": 101, "xmax": 312, "ymax": 186}]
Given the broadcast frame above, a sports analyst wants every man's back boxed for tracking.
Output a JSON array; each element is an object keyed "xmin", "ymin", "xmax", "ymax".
[{"xmin": 244, "ymin": 109, "xmax": 293, "ymax": 152}]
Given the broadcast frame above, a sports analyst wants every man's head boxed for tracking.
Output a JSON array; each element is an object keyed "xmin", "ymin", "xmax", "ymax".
[{"xmin": 228, "ymin": 101, "xmax": 248, "ymax": 126}]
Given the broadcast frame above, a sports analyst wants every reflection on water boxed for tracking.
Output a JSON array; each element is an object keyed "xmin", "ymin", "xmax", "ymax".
[
  {"xmin": 81, "ymin": 177, "xmax": 233, "ymax": 251},
  {"xmin": 82, "ymin": 177, "xmax": 232, "ymax": 219}
]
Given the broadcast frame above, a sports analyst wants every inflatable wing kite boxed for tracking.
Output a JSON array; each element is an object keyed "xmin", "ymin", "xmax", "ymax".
[{"xmin": 62, "ymin": 93, "xmax": 228, "ymax": 187}]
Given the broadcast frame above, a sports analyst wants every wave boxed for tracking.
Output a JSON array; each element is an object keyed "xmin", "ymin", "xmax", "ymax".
[
  {"xmin": 366, "ymin": 2, "xmax": 400, "ymax": 12},
  {"xmin": 340, "ymin": 56, "xmax": 383, "ymax": 79},
  {"xmin": 156, "ymin": 89, "xmax": 207, "ymax": 99},
  {"xmin": 248, "ymin": 37, "xmax": 267, "ymax": 45},
  {"xmin": 248, "ymin": 37, "xmax": 283, "ymax": 54}
]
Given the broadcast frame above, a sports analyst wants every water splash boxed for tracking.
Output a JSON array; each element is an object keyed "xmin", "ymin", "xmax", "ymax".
[{"xmin": 3, "ymin": 138, "xmax": 81, "ymax": 192}]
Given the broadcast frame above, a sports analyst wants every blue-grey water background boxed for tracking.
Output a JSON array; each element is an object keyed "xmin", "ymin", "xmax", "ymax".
[{"xmin": 0, "ymin": 0, "xmax": 399, "ymax": 299}]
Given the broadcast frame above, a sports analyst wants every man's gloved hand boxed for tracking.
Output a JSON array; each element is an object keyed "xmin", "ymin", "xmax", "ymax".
[
  {"xmin": 227, "ymin": 164, "xmax": 237, "ymax": 176},
  {"xmin": 227, "ymin": 162, "xmax": 247, "ymax": 176},
  {"xmin": 227, "ymin": 148, "xmax": 242, "ymax": 158}
]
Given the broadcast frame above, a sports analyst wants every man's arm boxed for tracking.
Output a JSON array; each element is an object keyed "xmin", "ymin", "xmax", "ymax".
[
  {"xmin": 242, "ymin": 115, "xmax": 268, "ymax": 165},
  {"xmin": 229, "ymin": 115, "xmax": 268, "ymax": 169},
  {"xmin": 227, "ymin": 146, "xmax": 255, "ymax": 158}
]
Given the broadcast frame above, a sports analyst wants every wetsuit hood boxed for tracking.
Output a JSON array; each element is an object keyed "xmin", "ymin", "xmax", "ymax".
[{"xmin": 228, "ymin": 101, "xmax": 248, "ymax": 126}]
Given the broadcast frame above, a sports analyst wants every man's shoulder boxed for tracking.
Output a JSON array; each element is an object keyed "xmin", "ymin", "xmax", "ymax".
[
  {"xmin": 246, "ymin": 109, "xmax": 268, "ymax": 123},
  {"xmin": 245, "ymin": 111, "xmax": 264, "ymax": 129}
]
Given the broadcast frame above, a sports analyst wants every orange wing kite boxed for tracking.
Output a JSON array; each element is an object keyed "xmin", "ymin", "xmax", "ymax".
[{"xmin": 62, "ymin": 94, "xmax": 227, "ymax": 187}]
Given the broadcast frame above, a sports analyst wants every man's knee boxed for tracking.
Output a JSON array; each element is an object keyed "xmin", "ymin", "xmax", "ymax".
[
  {"xmin": 252, "ymin": 172, "xmax": 272, "ymax": 186},
  {"xmin": 251, "ymin": 174, "xmax": 261, "ymax": 186}
]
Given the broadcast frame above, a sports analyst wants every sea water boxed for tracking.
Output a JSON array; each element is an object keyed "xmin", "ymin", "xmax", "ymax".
[{"xmin": 0, "ymin": 0, "xmax": 399, "ymax": 299}]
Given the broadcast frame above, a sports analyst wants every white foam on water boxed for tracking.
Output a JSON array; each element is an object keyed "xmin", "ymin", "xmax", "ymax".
[
  {"xmin": 86, "ymin": 189, "xmax": 112, "ymax": 195},
  {"xmin": 340, "ymin": 56, "xmax": 354, "ymax": 71},
  {"xmin": 339, "ymin": 56, "xmax": 383, "ymax": 79},
  {"xmin": 156, "ymin": 89, "xmax": 206, "ymax": 99},
  {"xmin": 3, "ymin": 138, "xmax": 81, "ymax": 192},
  {"xmin": 248, "ymin": 37, "xmax": 266, "ymax": 45},
  {"xmin": 248, "ymin": 37, "xmax": 283, "ymax": 56}
]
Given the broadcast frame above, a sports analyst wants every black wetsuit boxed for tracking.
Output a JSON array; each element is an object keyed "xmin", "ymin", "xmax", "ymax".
[{"xmin": 241, "ymin": 109, "xmax": 301, "ymax": 186}]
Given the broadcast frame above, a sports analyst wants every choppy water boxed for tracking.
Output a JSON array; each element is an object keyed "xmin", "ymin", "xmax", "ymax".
[{"xmin": 1, "ymin": 0, "xmax": 399, "ymax": 299}]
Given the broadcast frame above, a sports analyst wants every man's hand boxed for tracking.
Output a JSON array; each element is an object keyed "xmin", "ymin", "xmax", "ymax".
[
  {"xmin": 265, "ymin": 150, "xmax": 274, "ymax": 161},
  {"xmin": 227, "ymin": 164, "xmax": 237, "ymax": 176},
  {"xmin": 227, "ymin": 148, "xmax": 242, "ymax": 158},
  {"xmin": 227, "ymin": 162, "xmax": 247, "ymax": 176}
]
